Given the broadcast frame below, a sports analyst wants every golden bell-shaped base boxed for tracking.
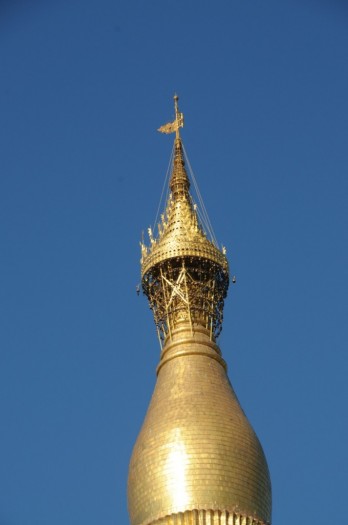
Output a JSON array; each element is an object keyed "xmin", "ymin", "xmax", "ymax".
[{"xmin": 128, "ymin": 324, "xmax": 271, "ymax": 525}]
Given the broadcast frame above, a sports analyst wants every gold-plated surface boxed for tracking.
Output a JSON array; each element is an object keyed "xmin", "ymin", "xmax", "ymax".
[
  {"xmin": 128, "ymin": 96, "xmax": 272, "ymax": 525},
  {"xmin": 143, "ymin": 509, "xmax": 268, "ymax": 525},
  {"xmin": 128, "ymin": 325, "xmax": 271, "ymax": 525},
  {"xmin": 141, "ymin": 97, "xmax": 229, "ymax": 343},
  {"xmin": 158, "ymin": 94, "xmax": 184, "ymax": 138}
]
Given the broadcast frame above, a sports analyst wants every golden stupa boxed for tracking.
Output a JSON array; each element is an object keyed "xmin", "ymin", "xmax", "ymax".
[{"xmin": 128, "ymin": 96, "xmax": 272, "ymax": 525}]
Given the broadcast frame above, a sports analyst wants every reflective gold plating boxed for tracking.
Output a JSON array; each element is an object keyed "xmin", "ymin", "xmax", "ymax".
[
  {"xmin": 128, "ymin": 325, "xmax": 271, "ymax": 525},
  {"xmin": 141, "ymin": 140, "xmax": 228, "ymax": 276},
  {"xmin": 144, "ymin": 509, "xmax": 268, "ymax": 525},
  {"xmin": 128, "ymin": 97, "xmax": 272, "ymax": 525},
  {"xmin": 141, "ymin": 133, "xmax": 229, "ymax": 343}
]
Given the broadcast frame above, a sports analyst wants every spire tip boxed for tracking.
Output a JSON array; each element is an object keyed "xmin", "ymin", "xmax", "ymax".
[{"xmin": 158, "ymin": 95, "xmax": 184, "ymax": 137}]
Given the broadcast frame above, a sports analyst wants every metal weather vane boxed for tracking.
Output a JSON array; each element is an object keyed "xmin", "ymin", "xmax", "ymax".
[{"xmin": 157, "ymin": 94, "xmax": 184, "ymax": 138}]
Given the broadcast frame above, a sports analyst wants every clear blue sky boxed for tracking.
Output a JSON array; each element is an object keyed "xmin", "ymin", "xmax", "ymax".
[{"xmin": 1, "ymin": 1, "xmax": 347, "ymax": 524}]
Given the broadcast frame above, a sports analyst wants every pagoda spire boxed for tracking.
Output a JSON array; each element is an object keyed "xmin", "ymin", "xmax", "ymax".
[
  {"xmin": 157, "ymin": 94, "xmax": 184, "ymax": 138},
  {"xmin": 158, "ymin": 95, "xmax": 189, "ymax": 196},
  {"xmin": 141, "ymin": 96, "xmax": 229, "ymax": 345},
  {"xmin": 129, "ymin": 97, "xmax": 272, "ymax": 525}
]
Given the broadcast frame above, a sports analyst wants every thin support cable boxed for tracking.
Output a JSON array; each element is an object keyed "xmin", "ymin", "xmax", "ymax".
[
  {"xmin": 153, "ymin": 143, "xmax": 174, "ymax": 233},
  {"xmin": 182, "ymin": 143, "xmax": 219, "ymax": 247},
  {"xmin": 193, "ymin": 178, "xmax": 218, "ymax": 247},
  {"xmin": 196, "ymin": 206, "xmax": 214, "ymax": 239},
  {"xmin": 183, "ymin": 143, "xmax": 217, "ymax": 245}
]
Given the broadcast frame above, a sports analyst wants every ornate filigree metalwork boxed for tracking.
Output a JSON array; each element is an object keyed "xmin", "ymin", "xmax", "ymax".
[{"xmin": 141, "ymin": 96, "xmax": 229, "ymax": 344}]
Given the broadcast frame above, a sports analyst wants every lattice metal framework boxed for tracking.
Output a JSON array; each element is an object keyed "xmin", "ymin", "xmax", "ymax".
[
  {"xmin": 141, "ymin": 96, "xmax": 229, "ymax": 345},
  {"xmin": 142, "ymin": 257, "xmax": 228, "ymax": 343}
]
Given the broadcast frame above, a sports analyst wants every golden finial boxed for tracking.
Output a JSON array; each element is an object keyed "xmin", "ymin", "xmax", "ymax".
[
  {"xmin": 158, "ymin": 94, "xmax": 184, "ymax": 138},
  {"xmin": 173, "ymin": 93, "xmax": 181, "ymax": 140},
  {"xmin": 142, "ymin": 96, "xmax": 229, "ymax": 345},
  {"xmin": 129, "ymin": 99, "xmax": 272, "ymax": 525}
]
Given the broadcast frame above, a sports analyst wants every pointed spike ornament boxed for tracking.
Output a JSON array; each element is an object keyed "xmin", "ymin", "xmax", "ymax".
[{"xmin": 128, "ymin": 97, "xmax": 272, "ymax": 525}]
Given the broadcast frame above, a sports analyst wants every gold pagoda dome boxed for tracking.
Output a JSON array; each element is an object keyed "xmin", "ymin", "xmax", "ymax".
[{"xmin": 128, "ymin": 96, "xmax": 272, "ymax": 525}]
